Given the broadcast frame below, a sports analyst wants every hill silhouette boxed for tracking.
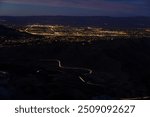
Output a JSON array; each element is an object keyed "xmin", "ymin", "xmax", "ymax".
[{"xmin": 0, "ymin": 25, "xmax": 39, "ymax": 40}]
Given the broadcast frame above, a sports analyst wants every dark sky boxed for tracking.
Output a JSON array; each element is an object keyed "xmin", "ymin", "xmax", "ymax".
[{"xmin": 0, "ymin": 0, "xmax": 150, "ymax": 16}]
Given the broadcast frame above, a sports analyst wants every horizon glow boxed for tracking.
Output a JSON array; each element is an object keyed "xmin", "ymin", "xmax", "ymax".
[{"xmin": 0, "ymin": 0, "xmax": 150, "ymax": 16}]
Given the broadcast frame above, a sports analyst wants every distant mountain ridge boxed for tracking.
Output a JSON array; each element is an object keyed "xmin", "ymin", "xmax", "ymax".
[{"xmin": 0, "ymin": 16, "xmax": 150, "ymax": 28}]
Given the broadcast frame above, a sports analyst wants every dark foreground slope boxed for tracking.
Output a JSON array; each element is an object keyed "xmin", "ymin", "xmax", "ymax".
[{"xmin": 0, "ymin": 38, "xmax": 150, "ymax": 99}]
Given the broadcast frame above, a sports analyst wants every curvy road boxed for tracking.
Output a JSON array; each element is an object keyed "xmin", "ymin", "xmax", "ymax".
[
  {"xmin": 0, "ymin": 58, "xmax": 101, "ymax": 86},
  {"xmin": 38, "ymin": 59, "xmax": 94, "ymax": 84}
]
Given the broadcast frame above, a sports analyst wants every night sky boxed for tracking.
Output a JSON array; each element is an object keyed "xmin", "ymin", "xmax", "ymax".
[{"xmin": 0, "ymin": 0, "xmax": 150, "ymax": 16}]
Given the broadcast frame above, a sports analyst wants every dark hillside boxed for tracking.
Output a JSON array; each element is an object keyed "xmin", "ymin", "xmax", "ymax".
[{"xmin": 0, "ymin": 25, "xmax": 39, "ymax": 40}]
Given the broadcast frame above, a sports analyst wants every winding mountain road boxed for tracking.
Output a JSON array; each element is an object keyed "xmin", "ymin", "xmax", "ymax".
[{"xmin": 39, "ymin": 59, "xmax": 93, "ymax": 83}]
